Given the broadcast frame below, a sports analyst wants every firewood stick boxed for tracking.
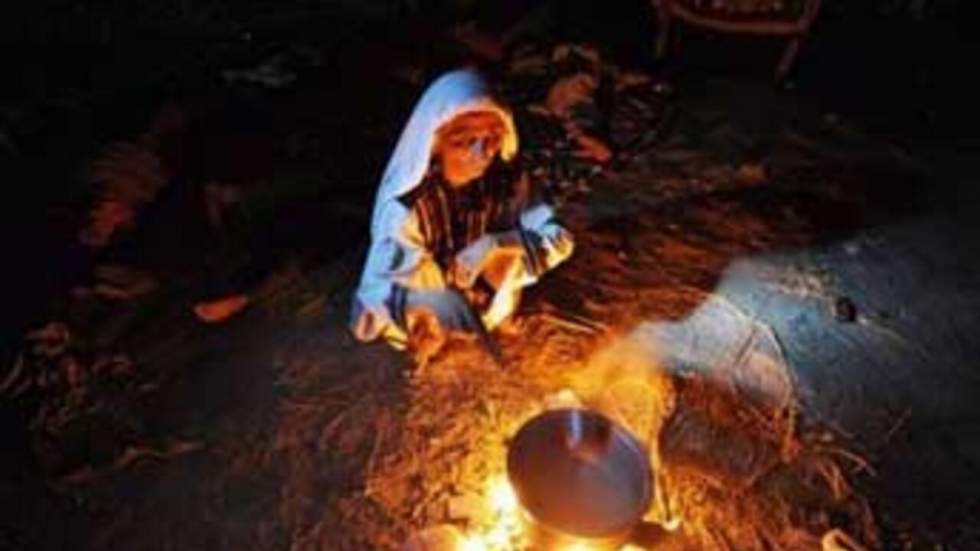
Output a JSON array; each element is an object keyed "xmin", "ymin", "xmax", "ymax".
[{"xmin": 538, "ymin": 311, "xmax": 607, "ymax": 334}]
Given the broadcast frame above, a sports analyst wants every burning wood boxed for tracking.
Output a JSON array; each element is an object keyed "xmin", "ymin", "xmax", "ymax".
[{"xmin": 340, "ymin": 295, "xmax": 876, "ymax": 551}]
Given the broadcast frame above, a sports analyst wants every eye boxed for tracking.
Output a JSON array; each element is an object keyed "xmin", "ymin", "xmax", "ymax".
[{"xmin": 444, "ymin": 134, "xmax": 468, "ymax": 150}]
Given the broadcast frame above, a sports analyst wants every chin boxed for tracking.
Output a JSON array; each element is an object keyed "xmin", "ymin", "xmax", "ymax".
[{"xmin": 448, "ymin": 172, "xmax": 481, "ymax": 187}]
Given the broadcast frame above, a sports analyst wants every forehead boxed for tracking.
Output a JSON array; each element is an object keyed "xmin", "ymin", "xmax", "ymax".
[{"xmin": 440, "ymin": 111, "xmax": 506, "ymax": 135}]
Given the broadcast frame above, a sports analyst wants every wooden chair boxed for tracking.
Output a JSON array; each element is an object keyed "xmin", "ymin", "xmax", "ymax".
[{"xmin": 652, "ymin": 0, "xmax": 822, "ymax": 79}]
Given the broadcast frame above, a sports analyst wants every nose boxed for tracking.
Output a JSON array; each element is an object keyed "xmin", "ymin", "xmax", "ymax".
[{"xmin": 469, "ymin": 137, "xmax": 492, "ymax": 160}]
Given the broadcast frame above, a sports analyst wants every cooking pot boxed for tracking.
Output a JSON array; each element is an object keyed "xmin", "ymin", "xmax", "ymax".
[{"xmin": 506, "ymin": 408, "xmax": 653, "ymax": 550}]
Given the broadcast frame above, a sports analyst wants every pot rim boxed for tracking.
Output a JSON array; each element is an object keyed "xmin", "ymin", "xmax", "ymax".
[{"xmin": 506, "ymin": 407, "xmax": 653, "ymax": 539}]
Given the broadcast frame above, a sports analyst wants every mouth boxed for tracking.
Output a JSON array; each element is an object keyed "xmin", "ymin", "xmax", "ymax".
[{"xmin": 464, "ymin": 160, "xmax": 492, "ymax": 180}]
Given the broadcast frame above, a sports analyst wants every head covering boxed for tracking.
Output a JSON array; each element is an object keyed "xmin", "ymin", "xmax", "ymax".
[{"xmin": 370, "ymin": 68, "xmax": 518, "ymax": 236}]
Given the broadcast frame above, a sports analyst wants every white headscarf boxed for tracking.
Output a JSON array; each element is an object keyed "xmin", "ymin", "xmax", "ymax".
[
  {"xmin": 369, "ymin": 68, "xmax": 518, "ymax": 237},
  {"xmin": 351, "ymin": 68, "xmax": 522, "ymax": 343}
]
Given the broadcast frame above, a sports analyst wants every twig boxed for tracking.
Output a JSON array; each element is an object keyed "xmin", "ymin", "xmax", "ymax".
[
  {"xmin": 707, "ymin": 527, "xmax": 735, "ymax": 551},
  {"xmin": 58, "ymin": 440, "xmax": 204, "ymax": 485},
  {"xmin": 538, "ymin": 311, "xmax": 605, "ymax": 334},
  {"xmin": 820, "ymin": 445, "xmax": 877, "ymax": 477},
  {"xmin": 877, "ymin": 408, "xmax": 912, "ymax": 448},
  {"xmin": 364, "ymin": 417, "xmax": 388, "ymax": 478},
  {"xmin": 320, "ymin": 410, "xmax": 350, "ymax": 443}
]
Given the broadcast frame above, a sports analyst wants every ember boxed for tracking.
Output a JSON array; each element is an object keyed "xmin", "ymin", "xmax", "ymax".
[
  {"xmin": 463, "ymin": 475, "xmax": 523, "ymax": 550},
  {"xmin": 487, "ymin": 476, "xmax": 519, "ymax": 516}
]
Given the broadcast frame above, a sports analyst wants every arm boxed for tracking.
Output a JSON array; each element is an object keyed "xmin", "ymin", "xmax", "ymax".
[
  {"xmin": 509, "ymin": 198, "xmax": 575, "ymax": 286},
  {"xmin": 451, "ymin": 176, "xmax": 575, "ymax": 291},
  {"xmin": 350, "ymin": 200, "xmax": 446, "ymax": 342},
  {"xmin": 450, "ymin": 182, "xmax": 574, "ymax": 331},
  {"xmin": 510, "ymin": 170, "xmax": 575, "ymax": 285}
]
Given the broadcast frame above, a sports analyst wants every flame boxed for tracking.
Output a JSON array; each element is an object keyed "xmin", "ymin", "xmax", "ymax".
[
  {"xmin": 487, "ymin": 475, "xmax": 519, "ymax": 516},
  {"xmin": 456, "ymin": 475, "xmax": 524, "ymax": 551},
  {"xmin": 484, "ymin": 523, "xmax": 514, "ymax": 549},
  {"xmin": 452, "ymin": 343, "xmax": 678, "ymax": 551},
  {"xmin": 458, "ymin": 536, "xmax": 488, "ymax": 551}
]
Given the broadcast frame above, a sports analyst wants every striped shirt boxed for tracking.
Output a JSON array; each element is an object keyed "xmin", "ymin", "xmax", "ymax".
[
  {"xmin": 354, "ymin": 159, "xmax": 573, "ymax": 343},
  {"xmin": 397, "ymin": 160, "xmax": 547, "ymax": 276}
]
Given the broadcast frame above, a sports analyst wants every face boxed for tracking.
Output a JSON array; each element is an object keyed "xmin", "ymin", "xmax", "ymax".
[{"xmin": 435, "ymin": 111, "xmax": 506, "ymax": 188}]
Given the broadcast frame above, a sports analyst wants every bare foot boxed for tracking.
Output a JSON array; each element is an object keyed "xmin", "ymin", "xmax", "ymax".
[{"xmin": 193, "ymin": 294, "xmax": 250, "ymax": 323}]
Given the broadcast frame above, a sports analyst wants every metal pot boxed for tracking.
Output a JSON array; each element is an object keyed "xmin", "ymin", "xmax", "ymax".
[{"xmin": 506, "ymin": 408, "xmax": 653, "ymax": 550}]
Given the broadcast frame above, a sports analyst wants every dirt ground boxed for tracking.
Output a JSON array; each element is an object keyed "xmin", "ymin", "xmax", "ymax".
[{"xmin": 2, "ymin": 10, "xmax": 979, "ymax": 551}]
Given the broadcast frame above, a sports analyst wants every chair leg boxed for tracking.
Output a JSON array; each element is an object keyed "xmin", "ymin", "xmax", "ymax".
[{"xmin": 776, "ymin": 37, "xmax": 801, "ymax": 80}]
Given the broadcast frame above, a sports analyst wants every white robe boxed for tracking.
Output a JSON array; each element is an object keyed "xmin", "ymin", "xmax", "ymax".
[{"xmin": 350, "ymin": 68, "xmax": 574, "ymax": 346}]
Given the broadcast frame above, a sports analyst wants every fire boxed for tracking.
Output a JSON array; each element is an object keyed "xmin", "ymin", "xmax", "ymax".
[
  {"xmin": 487, "ymin": 475, "xmax": 519, "ymax": 516},
  {"xmin": 455, "ymin": 384, "xmax": 659, "ymax": 551},
  {"xmin": 455, "ymin": 475, "xmax": 524, "ymax": 551},
  {"xmin": 457, "ymin": 536, "xmax": 487, "ymax": 551}
]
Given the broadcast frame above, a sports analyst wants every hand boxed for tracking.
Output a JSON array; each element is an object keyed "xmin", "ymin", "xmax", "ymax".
[
  {"xmin": 404, "ymin": 306, "xmax": 446, "ymax": 366},
  {"xmin": 404, "ymin": 288, "xmax": 484, "ymax": 336},
  {"xmin": 450, "ymin": 234, "xmax": 496, "ymax": 289},
  {"xmin": 451, "ymin": 233, "xmax": 523, "ymax": 289}
]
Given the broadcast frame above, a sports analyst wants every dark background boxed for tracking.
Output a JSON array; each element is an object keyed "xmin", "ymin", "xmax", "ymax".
[{"xmin": 3, "ymin": 1, "xmax": 976, "ymax": 337}]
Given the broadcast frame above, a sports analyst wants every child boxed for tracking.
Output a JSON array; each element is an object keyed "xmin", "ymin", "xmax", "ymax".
[{"xmin": 350, "ymin": 68, "xmax": 574, "ymax": 361}]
